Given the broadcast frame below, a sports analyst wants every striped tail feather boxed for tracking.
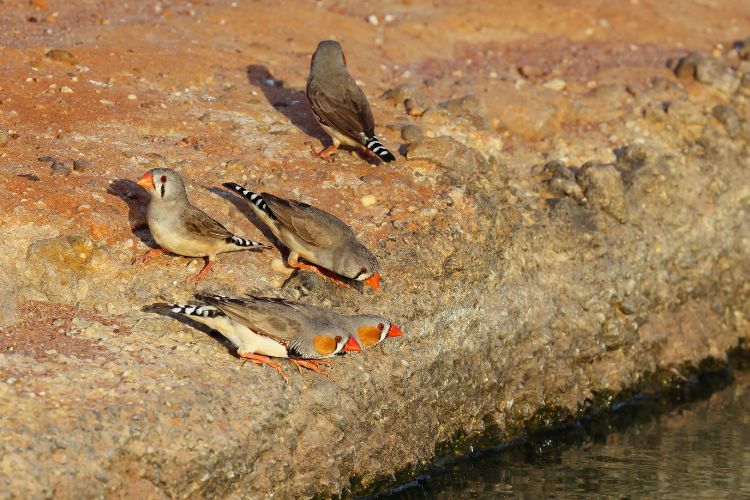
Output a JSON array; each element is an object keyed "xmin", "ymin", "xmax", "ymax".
[
  {"xmin": 151, "ymin": 302, "xmax": 224, "ymax": 318},
  {"xmin": 225, "ymin": 235, "xmax": 271, "ymax": 250},
  {"xmin": 365, "ymin": 137, "xmax": 396, "ymax": 162},
  {"xmin": 223, "ymin": 182, "xmax": 275, "ymax": 218}
]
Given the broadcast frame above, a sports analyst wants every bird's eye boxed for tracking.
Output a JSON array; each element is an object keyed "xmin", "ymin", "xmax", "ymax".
[
  {"xmin": 360, "ymin": 267, "xmax": 367, "ymax": 274},
  {"xmin": 160, "ymin": 175, "xmax": 167, "ymax": 183},
  {"xmin": 378, "ymin": 323, "xmax": 384, "ymax": 330},
  {"xmin": 335, "ymin": 336, "xmax": 342, "ymax": 343}
]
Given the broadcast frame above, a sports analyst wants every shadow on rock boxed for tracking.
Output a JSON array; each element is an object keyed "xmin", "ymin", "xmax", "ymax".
[
  {"xmin": 246, "ymin": 64, "xmax": 328, "ymax": 143},
  {"xmin": 143, "ymin": 304, "xmax": 238, "ymax": 358},
  {"xmin": 106, "ymin": 179, "xmax": 156, "ymax": 248}
]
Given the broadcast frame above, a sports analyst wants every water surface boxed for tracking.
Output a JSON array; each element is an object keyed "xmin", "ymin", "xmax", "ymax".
[{"xmin": 384, "ymin": 372, "xmax": 750, "ymax": 498}]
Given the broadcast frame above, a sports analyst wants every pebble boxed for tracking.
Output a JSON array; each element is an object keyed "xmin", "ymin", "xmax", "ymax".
[
  {"xmin": 542, "ymin": 78, "xmax": 567, "ymax": 91},
  {"xmin": 127, "ymin": 94, "xmax": 137, "ymax": 100},
  {"xmin": 45, "ymin": 49, "xmax": 76, "ymax": 65},
  {"xmin": 60, "ymin": 86, "xmax": 73, "ymax": 93},
  {"xmin": 401, "ymin": 124, "xmax": 424, "ymax": 143},
  {"xmin": 72, "ymin": 159, "xmax": 92, "ymax": 172},
  {"xmin": 367, "ymin": 15, "xmax": 379, "ymax": 25},
  {"xmin": 361, "ymin": 195, "xmax": 377, "ymax": 206}
]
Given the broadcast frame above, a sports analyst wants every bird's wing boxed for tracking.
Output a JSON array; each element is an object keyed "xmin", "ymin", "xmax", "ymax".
[
  {"xmin": 206, "ymin": 295, "xmax": 307, "ymax": 345},
  {"xmin": 180, "ymin": 205, "xmax": 233, "ymax": 240},
  {"xmin": 307, "ymin": 75, "xmax": 375, "ymax": 142},
  {"xmin": 262, "ymin": 194, "xmax": 351, "ymax": 248}
]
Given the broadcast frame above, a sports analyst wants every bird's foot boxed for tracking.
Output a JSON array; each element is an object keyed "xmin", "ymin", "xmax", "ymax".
[
  {"xmin": 289, "ymin": 261, "xmax": 350, "ymax": 288},
  {"xmin": 132, "ymin": 247, "xmax": 165, "ymax": 265},
  {"xmin": 290, "ymin": 358, "xmax": 333, "ymax": 379},
  {"xmin": 240, "ymin": 352, "xmax": 289, "ymax": 383},
  {"xmin": 309, "ymin": 144, "xmax": 337, "ymax": 162},
  {"xmin": 186, "ymin": 260, "xmax": 214, "ymax": 284}
]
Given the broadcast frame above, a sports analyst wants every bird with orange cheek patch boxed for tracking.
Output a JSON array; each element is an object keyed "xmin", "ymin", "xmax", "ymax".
[
  {"xmin": 134, "ymin": 168, "xmax": 270, "ymax": 283},
  {"xmin": 150, "ymin": 294, "xmax": 362, "ymax": 383},
  {"xmin": 224, "ymin": 182, "xmax": 382, "ymax": 290}
]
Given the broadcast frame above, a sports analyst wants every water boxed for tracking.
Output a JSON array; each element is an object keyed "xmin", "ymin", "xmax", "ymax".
[{"xmin": 382, "ymin": 371, "xmax": 750, "ymax": 498}]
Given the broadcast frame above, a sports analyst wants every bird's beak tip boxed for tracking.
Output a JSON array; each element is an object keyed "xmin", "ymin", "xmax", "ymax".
[
  {"xmin": 364, "ymin": 272, "xmax": 380, "ymax": 290},
  {"xmin": 137, "ymin": 172, "xmax": 155, "ymax": 190},
  {"xmin": 387, "ymin": 324, "xmax": 404, "ymax": 338},
  {"xmin": 343, "ymin": 336, "xmax": 361, "ymax": 352}
]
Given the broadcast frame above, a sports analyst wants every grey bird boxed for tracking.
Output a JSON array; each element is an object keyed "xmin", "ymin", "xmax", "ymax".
[
  {"xmin": 224, "ymin": 182, "xmax": 381, "ymax": 290},
  {"xmin": 134, "ymin": 168, "xmax": 270, "ymax": 282},
  {"xmin": 151, "ymin": 294, "xmax": 362, "ymax": 382},
  {"xmin": 306, "ymin": 40, "xmax": 396, "ymax": 163}
]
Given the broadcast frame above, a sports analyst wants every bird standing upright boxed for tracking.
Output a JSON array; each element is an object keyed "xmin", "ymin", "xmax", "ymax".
[
  {"xmin": 306, "ymin": 40, "xmax": 396, "ymax": 163},
  {"xmin": 134, "ymin": 168, "xmax": 270, "ymax": 282},
  {"xmin": 224, "ymin": 182, "xmax": 382, "ymax": 290}
]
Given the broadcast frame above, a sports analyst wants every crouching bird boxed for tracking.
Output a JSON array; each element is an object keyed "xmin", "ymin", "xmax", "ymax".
[
  {"xmin": 134, "ymin": 168, "xmax": 270, "ymax": 282},
  {"xmin": 306, "ymin": 40, "xmax": 396, "ymax": 163},
  {"xmin": 224, "ymin": 182, "xmax": 382, "ymax": 290},
  {"xmin": 151, "ymin": 294, "xmax": 364, "ymax": 382}
]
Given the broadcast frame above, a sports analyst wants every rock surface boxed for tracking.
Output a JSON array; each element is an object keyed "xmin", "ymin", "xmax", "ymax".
[{"xmin": 2, "ymin": 0, "xmax": 750, "ymax": 497}]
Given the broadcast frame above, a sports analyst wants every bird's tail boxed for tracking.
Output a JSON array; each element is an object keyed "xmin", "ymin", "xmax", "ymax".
[
  {"xmin": 223, "ymin": 182, "xmax": 274, "ymax": 218},
  {"xmin": 225, "ymin": 235, "xmax": 271, "ymax": 250},
  {"xmin": 150, "ymin": 302, "xmax": 225, "ymax": 318},
  {"xmin": 365, "ymin": 137, "xmax": 396, "ymax": 162}
]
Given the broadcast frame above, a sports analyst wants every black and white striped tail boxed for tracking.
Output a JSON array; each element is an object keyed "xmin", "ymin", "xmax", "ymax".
[
  {"xmin": 223, "ymin": 182, "xmax": 274, "ymax": 218},
  {"xmin": 365, "ymin": 137, "xmax": 396, "ymax": 162},
  {"xmin": 226, "ymin": 235, "xmax": 270, "ymax": 249},
  {"xmin": 151, "ymin": 302, "xmax": 224, "ymax": 318}
]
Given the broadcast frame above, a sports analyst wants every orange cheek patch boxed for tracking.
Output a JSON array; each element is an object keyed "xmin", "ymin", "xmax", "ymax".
[
  {"xmin": 312, "ymin": 336, "xmax": 336, "ymax": 356},
  {"xmin": 357, "ymin": 326, "xmax": 381, "ymax": 347}
]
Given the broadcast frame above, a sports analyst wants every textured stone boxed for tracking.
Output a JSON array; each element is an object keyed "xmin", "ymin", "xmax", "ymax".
[{"xmin": 406, "ymin": 136, "xmax": 487, "ymax": 173}]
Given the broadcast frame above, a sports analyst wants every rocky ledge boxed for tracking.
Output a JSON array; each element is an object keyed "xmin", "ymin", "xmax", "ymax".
[{"xmin": 2, "ymin": 1, "xmax": 750, "ymax": 497}]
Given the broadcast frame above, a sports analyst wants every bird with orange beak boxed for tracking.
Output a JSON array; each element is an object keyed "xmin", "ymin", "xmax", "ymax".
[
  {"xmin": 135, "ymin": 168, "xmax": 270, "ymax": 282},
  {"xmin": 151, "ymin": 294, "xmax": 364, "ymax": 382},
  {"xmin": 223, "ymin": 182, "xmax": 382, "ymax": 290}
]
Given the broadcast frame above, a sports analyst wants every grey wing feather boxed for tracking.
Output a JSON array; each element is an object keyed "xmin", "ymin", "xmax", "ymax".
[
  {"xmin": 262, "ymin": 195, "xmax": 353, "ymax": 248},
  {"xmin": 209, "ymin": 296, "xmax": 305, "ymax": 344},
  {"xmin": 181, "ymin": 206, "xmax": 234, "ymax": 240},
  {"xmin": 307, "ymin": 76, "xmax": 375, "ymax": 143}
]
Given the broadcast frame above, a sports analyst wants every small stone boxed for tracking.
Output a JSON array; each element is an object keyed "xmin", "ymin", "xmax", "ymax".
[
  {"xmin": 60, "ymin": 86, "xmax": 73, "ymax": 93},
  {"xmin": 367, "ymin": 14, "xmax": 379, "ymax": 25},
  {"xmin": 382, "ymin": 84, "xmax": 427, "ymax": 116},
  {"xmin": 406, "ymin": 136, "xmax": 487, "ymax": 174},
  {"xmin": 400, "ymin": 124, "xmax": 423, "ymax": 143},
  {"xmin": 440, "ymin": 95, "xmax": 488, "ymax": 128},
  {"xmin": 695, "ymin": 56, "xmax": 740, "ymax": 94},
  {"xmin": 127, "ymin": 94, "xmax": 137, "ymax": 100},
  {"xmin": 384, "ymin": 14, "xmax": 396, "ymax": 23},
  {"xmin": 544, "ymin": 160, "xmax": 586, "ymax": 204},
  {"xmin": 361, "ymin": 195, "xmax": 377, "ymax": 206},
  {"xmin": 576, "ymin": 162, "xmax": 627, "ymax": 221},
  {"xmin": 72, "ymin": 159, "xmax": 92, "ymax": 172},
  {"xmin": 39, "ymin": 155, "xmax": 70, "ymax": 176},
  {"xmin": 45, "ymin": 49, "xmax": 76, "ymax": 65},
  {"xmin": 99, "ymin": 99, "xmax": 114, "ymax": 106},
  {"xmin": 542, "ymin": 78, "xmax": 567, "ymax": 91}
]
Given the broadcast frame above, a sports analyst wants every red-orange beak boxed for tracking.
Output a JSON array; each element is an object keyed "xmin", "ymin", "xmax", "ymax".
[
  {"xmin": 137, "ymin": 171, "xmax": 155, "ymax": 190},
  {"xmin": 342, "ymin": 335, "xmax": 361, "ymax": 352},
  {"xmin": 364, "ymin": 272, "xmax": 380, "ymax": 290},
  {"xmin": 387, "ymin": 324, "xmax": 403, "ymax": 338}
]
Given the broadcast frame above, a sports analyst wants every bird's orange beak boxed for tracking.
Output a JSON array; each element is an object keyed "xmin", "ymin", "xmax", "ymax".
[
  {"xmin": 387, "ymin": 324, "xmax": 403, "ymax": 338},
  {"xmin": 364, "ymin": 272, "xmax": 380, "ymax": 290},
  {"xmin": 342, "ymin": 336, "xmax": 361, "ymax": 352},
  {"xmin": 137, "ymin": 171, "xmax": 155, "ymax": 190}
]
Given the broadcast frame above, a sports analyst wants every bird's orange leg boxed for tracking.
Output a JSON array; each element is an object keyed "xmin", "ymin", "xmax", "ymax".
[
  {"xmin": 240, "ymin": 352, "xmax": 289, "ymax": 383},
  {"xmin": 186, "ymin": 259, "xmax": 214, "ymax": 283},
  {"xmin": 289, "ymin": 260, "xmax": 350, "ymax": 288},
  {"xmin": 290, "ymin": 358, "xmax": 333, "ymax": 379},
  {"xmin": 132, "ymin": 247, "xmax": 165, "ymax": 265},
  {"xmin": 309, "ymin": 144, "xmax": 338, "ymax": 162}
]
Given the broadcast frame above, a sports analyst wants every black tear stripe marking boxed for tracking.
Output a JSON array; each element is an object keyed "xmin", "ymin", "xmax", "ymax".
[{"xmin": 160, "ymin": 183, "xmax": 165, "ymax": 198}]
